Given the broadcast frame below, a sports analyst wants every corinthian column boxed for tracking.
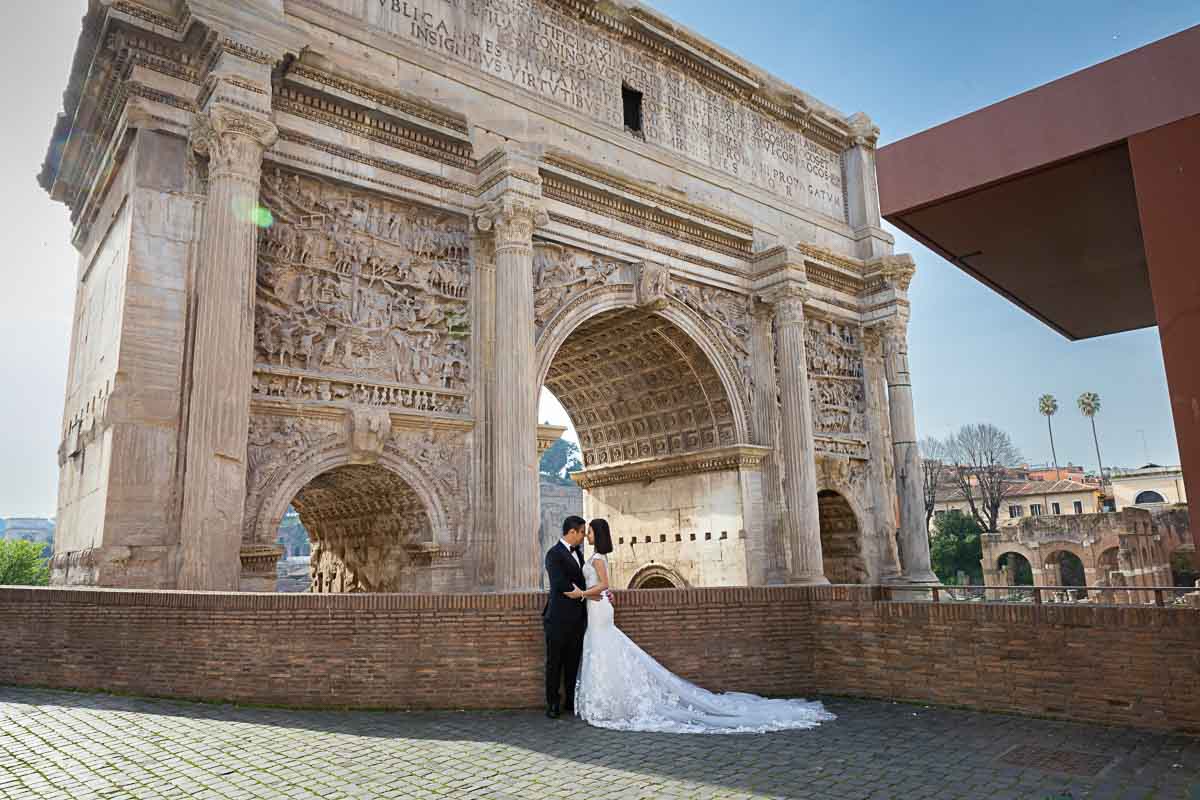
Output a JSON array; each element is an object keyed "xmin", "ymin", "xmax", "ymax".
[
  {"xmin": 748, "ymin": 301, "xmax": 787, "ymax": 583},
  {"xmin": 881, "ymin": 317, "xmax": 939, "ymax": 584},
  {"xmin": 771, "ymin": 287, "xmax": 828, "ymax": 585},
  {"xmin": 177, "ymin": 105, "xmax": 277, "ymax": 590},
  {"xmin": 477, "ymin": 195, "xmax": 547, "ymax": 591}
]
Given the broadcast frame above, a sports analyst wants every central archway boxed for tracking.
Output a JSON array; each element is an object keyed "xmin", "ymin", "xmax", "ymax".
[
  {"xmin": 544, "ymin": 306, "xmax": 740, "ymax": 466},
  {"xmin": 537, "ymin": 288, "xmax": 756, "ymax": 589}
]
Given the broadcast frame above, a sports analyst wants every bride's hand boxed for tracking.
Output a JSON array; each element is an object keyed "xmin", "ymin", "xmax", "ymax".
[{"xmin": 565, "ymin": 584, "xmax": 585, "ymax": 599}]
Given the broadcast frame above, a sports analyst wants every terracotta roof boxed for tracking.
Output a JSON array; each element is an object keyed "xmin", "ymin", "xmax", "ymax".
[{"xmin": 940, "ymin": 480, "xmax": 1096, "ymax": 504}]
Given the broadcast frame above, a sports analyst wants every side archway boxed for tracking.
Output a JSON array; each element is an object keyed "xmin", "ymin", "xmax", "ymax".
[
  {"xmin": 628, "ymin": 564, "xmax": 689, "ymax": 589},
  {"xmin": 996, "ymin": 551, "xmax": 1035, "ymax": 586},
  {"xmin": 253, "ymin": 444, "xmax": 453, "ymax": 550},
  {"xmin": 817, "ymin": 489, "xmax": 867, "ymax": 584}
]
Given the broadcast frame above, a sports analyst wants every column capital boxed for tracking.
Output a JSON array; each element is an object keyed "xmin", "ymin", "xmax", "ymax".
[
  {"xmin": 759, "ymin": 284, "xmax": 809, "ymax": 323},
  {"xmin": 192, "ymin": 105, "xmax": 277, "ymax": 180},
  {"xmin": 867, "ymin": 253, "xmax": 917, "ymax": 293},
  {"xmin": 846, "ymin": 112, "xmax": 880, "ymax": 149},
  {"xmin": 475, "ymin": 195, "xmax": 549, "ymax": 250}
]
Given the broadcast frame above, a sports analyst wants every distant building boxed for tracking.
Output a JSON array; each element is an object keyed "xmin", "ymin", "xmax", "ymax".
[
  {"xmin": 1024, "ymin": 464, "xmax": 1097, "ymax": 484},
  {"xmin": 1, "ymin": 518, "xmax": 55, "ymax": 545},
  {"xmin": 931, "ymin": 480, "xmax": 1101, "ymax": 531},
  {"xmin": 1109, "ymin": 464, "xmax": 1188, "ymax": 509}
]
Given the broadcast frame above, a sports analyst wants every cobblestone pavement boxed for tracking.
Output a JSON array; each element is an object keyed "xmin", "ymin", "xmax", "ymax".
[{"xmin": 2, "ymin": 687, "xmax": 1198, "ymax": 800}]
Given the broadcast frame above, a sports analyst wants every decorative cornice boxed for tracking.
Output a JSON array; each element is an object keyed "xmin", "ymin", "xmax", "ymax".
[
  {"xmin": 273, "ymin": 86, "xmax": 475, "ymax": 170},
  {"xmin": 289, "ymin": 62, "xmax": 469, "ymax": 135},
  {"xmin": 807, "ymin": 263, "xmax": 864, "ymax": 296},
  {"xmin": 542, "ymin": 173, "xmax": 751, "ymax": 259},
  {"xmin": 239, "ymin": 544, "xmax": 285, "ymax": 574},
  {"xmin": 276, "ymin": 129, "xmax": 474, "ymax": 196},
  {"xmin": 541, "ymin": 152, "xmax": 754, "ymax": 237},
  {"xmin": 866, "ymin": 254, "xmax": 917, "ymax": 293},
  {"xmin": 545, "ymin": 212, "xmax": 742, "ymax": 279},
  {"xmin": 795, "ymin": 243, "xmax": 866, "ymax": 275},
  {"xmin": 572, "ymin": 444, "xmax": 770, "ymax": 489}
]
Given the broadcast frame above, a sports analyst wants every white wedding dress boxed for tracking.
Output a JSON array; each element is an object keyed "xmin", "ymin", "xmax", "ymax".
[{"xmin": 574, "ymin": 554, "xmax": 835, "ymax": 734}]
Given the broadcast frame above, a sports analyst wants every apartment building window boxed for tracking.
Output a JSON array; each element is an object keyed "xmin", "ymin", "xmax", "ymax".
[
  {"xmin": 1009, "ymin": 505, "xmax": 1024, "ymax": 518},
  {"xmin": 1051, "ymin": 502, "xmax": 1061, "ymax": 515},
  {"xmin": 1073, "ymin": 500, "xmax": 1083, "ymax": 514},
  {"xmin": 934, "ymin": 510, "xmax": 947, "ymax": 518},
  {"xmin": 1030, "ymin": 504, "xmax": 1043, "ymax": 516}
]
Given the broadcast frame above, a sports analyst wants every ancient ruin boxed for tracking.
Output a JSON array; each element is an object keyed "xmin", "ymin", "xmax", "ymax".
[
  {"xmin": 41, "ymin": 0, "xmax": 934, "ymax": 592},
  {"xmin": 983, "ymin": 506, "xmax": 1197, "ymax": 603}
]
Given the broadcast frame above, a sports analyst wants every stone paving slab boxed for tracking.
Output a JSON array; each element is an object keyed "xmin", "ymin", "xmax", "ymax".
[{"xmin": 1, "ymin": 687, "xmax": 1197, "ymax": 800}]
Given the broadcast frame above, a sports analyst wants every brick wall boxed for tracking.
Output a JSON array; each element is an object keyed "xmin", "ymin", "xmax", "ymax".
[
  {"xmin": 0, "ymin": 586, "xmax": 816, "ymax": 710},
  {"xmin": 2, "ymin": 586, "xmax": 1197, "ymax": 731},
  {"xmin": 811, "ymin": 595, "xmax": 1200, "ymax": 733}
]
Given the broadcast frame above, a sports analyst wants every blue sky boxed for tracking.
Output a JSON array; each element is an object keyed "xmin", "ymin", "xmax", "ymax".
[
  {"xmin": 0, "ymin": 3, "xmax": 1195, "ymax": 516},
  {"xmin": 547, "ymin": 1, "xmax": 1197, "ymax": 473}
]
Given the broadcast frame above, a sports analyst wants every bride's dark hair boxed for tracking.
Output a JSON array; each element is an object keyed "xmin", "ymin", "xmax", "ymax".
[{"xmin": 590, "ymin": 518, "xmax": 613, "ymax": 555}]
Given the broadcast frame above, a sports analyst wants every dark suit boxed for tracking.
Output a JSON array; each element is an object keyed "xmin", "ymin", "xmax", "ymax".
[{"xmin": 543, "ymin": 541, "xmax": 587, "ymax": 710}]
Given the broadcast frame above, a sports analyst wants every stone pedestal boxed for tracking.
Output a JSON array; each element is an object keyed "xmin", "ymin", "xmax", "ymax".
[
  {"xmin": 772, "ymin": 288, "xmax": 828, "ymax": 585},
  {"xmin": 177, "ymin": 105, "xmax": 277, "ymax": 590},
  {"xmin": 881, "ymin": 318, "xmax": 939, "ymax": 585}
]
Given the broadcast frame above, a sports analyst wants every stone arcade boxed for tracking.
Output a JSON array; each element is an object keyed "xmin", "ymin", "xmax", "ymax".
[{"xmin": 41, "ymin": 0, "xmax": 935, "ymax": 593}]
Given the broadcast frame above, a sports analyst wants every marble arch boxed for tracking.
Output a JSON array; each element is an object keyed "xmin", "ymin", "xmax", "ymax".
[{"xmin": 41, "ymin": 0, "xmax": 938, "ymax": 592}]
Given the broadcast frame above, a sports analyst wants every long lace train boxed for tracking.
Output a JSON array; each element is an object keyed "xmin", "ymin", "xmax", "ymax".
[{"xmin": 574, "ymin": 587, "xmax": 834, "ymax": 734}]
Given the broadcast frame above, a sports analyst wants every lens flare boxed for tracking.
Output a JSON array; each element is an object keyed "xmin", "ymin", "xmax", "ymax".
[{"xmin": 252, "ymin": 207, "xmax": 274, "ymax": 228}]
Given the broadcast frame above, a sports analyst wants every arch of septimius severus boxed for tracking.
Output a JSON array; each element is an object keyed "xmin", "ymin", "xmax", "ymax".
[{"xmin": 40, "ymin": 0, "xmax": 936, "ymax": 593}]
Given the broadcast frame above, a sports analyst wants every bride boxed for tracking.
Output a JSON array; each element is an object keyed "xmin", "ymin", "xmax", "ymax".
[{"xmin": 566, "ymin": 518, "xmax": 835, "ymax": 734}]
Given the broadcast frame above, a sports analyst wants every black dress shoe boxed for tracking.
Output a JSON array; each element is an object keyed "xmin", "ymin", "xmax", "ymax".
[{"xmin": 546, "ymin": 704, "xmax": 560, "ymax": 719}]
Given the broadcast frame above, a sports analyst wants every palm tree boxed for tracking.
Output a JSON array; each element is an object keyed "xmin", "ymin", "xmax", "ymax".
[
  {"xmin": 1078, "ymin": 392, "xmax": 1106, "ymax": 498},
  {"xmin": 1038, "ymin": 394, "xmax": 1060, "ymax": 479}
]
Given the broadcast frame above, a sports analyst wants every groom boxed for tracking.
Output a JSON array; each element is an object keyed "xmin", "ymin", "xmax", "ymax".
[{"xmin": 543, "ymin": 515, "xmax": 588, "ymax": 719}]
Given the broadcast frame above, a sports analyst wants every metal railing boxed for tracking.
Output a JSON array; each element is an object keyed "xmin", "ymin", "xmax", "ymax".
[{"xmin": 881, "ymin": 583, "xmax": 1200, "ymax": 608}]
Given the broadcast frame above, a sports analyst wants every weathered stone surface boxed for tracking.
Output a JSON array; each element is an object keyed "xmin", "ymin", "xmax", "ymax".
[{"xmin": 41, "ymin": 0, "xmax": 931, "ymax": 592}]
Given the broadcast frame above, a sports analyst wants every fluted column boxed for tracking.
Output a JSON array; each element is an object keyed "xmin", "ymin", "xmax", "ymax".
[
  {"xmin": 477, "ymin": 195, "xmax": 547, "ymax": 591},
  {"xmin": 749, "ymin": 301, "xmax": 787, "ymax": 583},
  {"xmin": 861, "ymin": 327, "xmax": 902, "ymax": 582},
  {"xmin": 881, "ymin": 317, "xmax": 938, "ymax": 584},
  {"xmin": 470, "ymin": 231, "xmax": 497, "ymax": 588},
  {"xmin": 771, "ymin": 287, "xmax": 828, "ymax": 585},
  {"xmin": 178, "ymin": 105, "xmax": 277, "ymax": 590}
]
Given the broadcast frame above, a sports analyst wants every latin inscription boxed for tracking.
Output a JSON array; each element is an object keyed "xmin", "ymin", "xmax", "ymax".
[{"xmin": 366, "ymin": 0, "xmax": 845, "ymax": 218}]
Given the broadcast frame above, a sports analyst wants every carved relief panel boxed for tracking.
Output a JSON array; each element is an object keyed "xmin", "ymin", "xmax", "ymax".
[
  {"xmin": 805, "ymin": 317, "xmax": 867, "ymax": 458},
  {"xmin": 253, "ymin": 168, "xmax": 472, "ymax": 416},
  {"xmin": 533, "ymin": 241, "xmax": 624, "ymax": 330},
  {"xmin": 671, "ymin": 279, "xmax": 752, "ymax": 385}
]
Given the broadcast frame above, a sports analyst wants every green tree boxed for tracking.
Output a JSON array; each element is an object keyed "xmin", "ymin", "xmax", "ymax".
[
  {"xmin": 929, "ymin": 510, "xmax": 984, "ymax": 585},
  {"xmin": 1077, "ymin": 391, "xmax": 1107, "ymax": 495},
  {"xmin": 0, "ymin": 539, "xmax": 51, "ymax": 586},
  {"xmin": 539, "ymin": 438, "xmax": 583, "ymax": 487},
  {"xmin": 1038, "ymin": 394, "xmax": 1060, "ymax": 477}
]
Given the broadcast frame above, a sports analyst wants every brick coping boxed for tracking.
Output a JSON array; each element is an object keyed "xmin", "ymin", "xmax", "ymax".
[{"xmin": 2, "ymin": 584, "xmax": 1194, "ymax": 624}]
